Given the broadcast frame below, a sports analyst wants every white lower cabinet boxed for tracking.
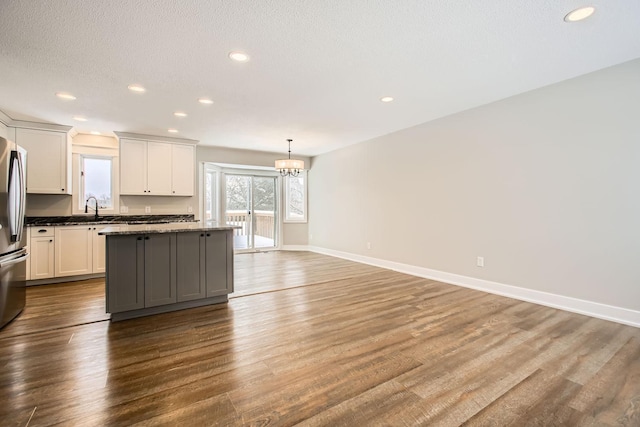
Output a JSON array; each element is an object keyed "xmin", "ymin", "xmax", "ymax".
[
  {"xmin": 29, "ymin": 226, "xmax": 56, "ymax": 279},
  {"xmin": 55, "ymin": 226, "xmax": 93, "ymax": 277},
  {"xmin": 92, "ymin": 227, "xmax": 106, "ymax": 273},
  {"xmin": 28, "ymin": 225, "xmax": 107, "ymax": 281}
]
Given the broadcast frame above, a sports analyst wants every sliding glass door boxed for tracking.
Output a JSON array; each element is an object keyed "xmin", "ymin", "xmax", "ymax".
[{"xmin": 225, "ymin": 174, "xmax": 277, "ymax": 251}]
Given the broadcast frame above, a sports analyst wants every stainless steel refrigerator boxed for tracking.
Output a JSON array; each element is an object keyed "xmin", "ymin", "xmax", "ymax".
[{"xmin": 0, "ymin": 136, "xmax": 28, "ymax": 330}]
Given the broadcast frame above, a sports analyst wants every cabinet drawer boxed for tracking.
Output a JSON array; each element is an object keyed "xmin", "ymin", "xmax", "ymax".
[{"xmin": 30, "ymin": 227, "xmax": 55, "ymax": 237}]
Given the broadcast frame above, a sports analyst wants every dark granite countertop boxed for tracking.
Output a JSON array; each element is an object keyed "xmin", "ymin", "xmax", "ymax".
[{"xmin": 25, "ymin": 214, "xmax": 196, "ymax": 227}]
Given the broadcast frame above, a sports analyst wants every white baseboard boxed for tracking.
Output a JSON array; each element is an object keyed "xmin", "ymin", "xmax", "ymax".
[
  {"xmin": 305, "ymin": 245, "xmax": 640, "ymax": 328},
  {"xmin": 27, "ymin": 273, "xmax": 105, "ymax": 287},
  {"xmin": 281, "ymin": 245, "xmax": 310, "ymax": 251}
]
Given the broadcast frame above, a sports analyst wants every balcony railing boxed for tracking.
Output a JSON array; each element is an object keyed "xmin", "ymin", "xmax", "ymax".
[{"xmin": 225, "ymin": 210, "xmax": 275, "ymax": 240}]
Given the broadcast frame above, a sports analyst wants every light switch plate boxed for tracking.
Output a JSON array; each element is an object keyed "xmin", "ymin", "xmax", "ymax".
[{"xmin": 145, "ymin": 206, "xmax": 151, "ymax": 213}]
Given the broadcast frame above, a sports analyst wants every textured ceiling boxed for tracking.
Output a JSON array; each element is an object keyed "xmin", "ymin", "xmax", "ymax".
[{"xmin": 0, "ymin": 0, "xmax": 639, "ymax": 156}]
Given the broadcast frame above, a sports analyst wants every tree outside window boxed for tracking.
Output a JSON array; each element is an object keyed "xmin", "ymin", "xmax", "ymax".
[
  {"xmin": 285, "ymin": 174, "xmax": 306, "ymax": 222},
  {"xmin": 81, "ymin": 156, "xmax": 112, "ymax": 209}
]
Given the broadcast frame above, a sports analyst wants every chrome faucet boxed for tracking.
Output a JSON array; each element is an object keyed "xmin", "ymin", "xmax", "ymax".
[{"xmin": 85, "ymin": 196, "xmax": 99, "ymax": 220}]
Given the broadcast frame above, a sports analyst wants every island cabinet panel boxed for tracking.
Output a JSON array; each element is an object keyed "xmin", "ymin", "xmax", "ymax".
[
  {"xmin": 106, "ymin": 235, "xmax": 145, "ymax": 313},
  {"xmin": 206, "ymin": 231, "xmax": 234, "ymax": 296},
  {"xmin": 176, "ymin": 231, "xmax": 233, "ymax": 301},
  {"xmin": 176, "ymin": 232, "xmax": 206, "ymax": 302},
  {"xmin": 144, "ymin": 234, "xmax": 177, "ymax": 307},
  {"xmin": 103, "ymin": 226, "xmax": 235, "ymax": 320}
]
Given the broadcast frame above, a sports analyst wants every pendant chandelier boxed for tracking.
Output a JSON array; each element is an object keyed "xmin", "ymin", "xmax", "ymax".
[{"xmin": 275, "ymin": 139, "xmax": 304, "ymax": 177}]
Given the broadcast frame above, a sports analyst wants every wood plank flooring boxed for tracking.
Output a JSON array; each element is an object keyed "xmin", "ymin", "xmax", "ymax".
[{"xmin": 1, "ymin": 251, "xmax": 639, "ymax": 426}]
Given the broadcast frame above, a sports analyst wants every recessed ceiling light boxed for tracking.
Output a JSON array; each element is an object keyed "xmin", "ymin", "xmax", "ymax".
[
  {"xmin": 380, "ymin": 96, "xmax": 394, "ymax": 103},
  {"xmin": 168, "ymin": 128, "xmax": 179, "ymax": 133},
  {"xmin": 90, "ymin": 131, "xmax": 101, "ymax": 135},
  {"xmin": 198, "ymin": 98, "xmax": 214, "ymax": 105},
  {"xmin": 128, "ymin": 84, "xmax": 146, "ymax": 93},
  {"xmin": 229, "ymin": 51, "xmax": 250, "ymax": 62},
  {"xmin": 55, "ymin": 92, "xmax": 76, "ymax": 100},
  {"xmin": 73, "ymin": 116, "xmax": 88, "ymax": 122},
  {"xmin": 174, "ymin": 111, "xmax": 188, "ymax": 117},
  {"xmin": 564, "ymin": 6, "xmax": 595, "ymax": 22}
]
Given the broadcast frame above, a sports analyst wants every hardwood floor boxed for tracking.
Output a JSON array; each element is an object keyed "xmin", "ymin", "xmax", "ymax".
[{"xmin": 1, "ymin": 251, "xmax": 639, "ymax": 426}]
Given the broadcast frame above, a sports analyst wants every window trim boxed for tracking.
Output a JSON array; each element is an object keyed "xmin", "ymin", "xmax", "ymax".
[
  {"xmin": 283, "ymin": 171, "xmax": 307, "ymax": 223},
  {"xmin": 202, "ymin": 163, "xmax": 220, "ymax": 222},
  {"xmin": 71, "ymin": 147, "xmax": 119, "ymax": 216},
  {"xmin": 80, "ymin": 155, "xmax": 114, "ymax": 210}
]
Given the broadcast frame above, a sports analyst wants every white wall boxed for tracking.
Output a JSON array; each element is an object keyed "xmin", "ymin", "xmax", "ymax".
[
  {"xmin": 197, "ymin": 145, "xmax": 310, "ymax": 169},
  {"xmin": 25, "ymin": 194, "xmax": 72, "ymax": 216},
  {"xmin": 197, "ymin": 145, "xmax": 311, "ymax": 246},
  {"xmin": 309, "ymin": 58, "xmax": 640, "ymax": 314}
]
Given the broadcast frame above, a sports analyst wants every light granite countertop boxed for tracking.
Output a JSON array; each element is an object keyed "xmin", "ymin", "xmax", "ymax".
[{"xmin": 98, "ymin": 222, "xmax": 238, "ymax": 236}]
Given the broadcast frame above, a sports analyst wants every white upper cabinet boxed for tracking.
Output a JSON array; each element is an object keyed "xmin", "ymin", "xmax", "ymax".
[
  {"xmin": 120, "ymin": 138, "xmax": 147, "ymax": 195},
  {"xmin": 147, "ymin": 141, "xmax": 172, "ymax": 195},
  {"xmin": 171, "ymin": 144, "xmax": 194, "ymax": 196},
  {"xmin": 120, "ymin": 137, "xmax": 194, "ymax": 196},
  {"xmin": 15, "ymin": 128, "xmax": 71, "ymax": 194}
]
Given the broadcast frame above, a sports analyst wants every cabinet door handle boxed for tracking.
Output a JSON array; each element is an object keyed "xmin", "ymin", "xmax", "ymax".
[
  {"xmin": 61, "ymin": 188, "xmax": 64, "ymax": 191},
  {"xmin": 49, "ymin": 239, "xmax": 53, "ymax": 242},
  {"xmin": 206, "ymin": 233, "xmax": 210, "ymax": 237},
  {"xmin": 145, "ymin": 236, "xmax": 150, "ymax": 240},
  {"xmin": 38, "ymin": 229, "xmax": 47, "ymax": 233},
  {"xmin": 200, "ymin": 233, "xmax": 204, "ymax": 237},
  {"xmin": 137, "ymin": 237, "xmax": 142, "ymax": 240}
]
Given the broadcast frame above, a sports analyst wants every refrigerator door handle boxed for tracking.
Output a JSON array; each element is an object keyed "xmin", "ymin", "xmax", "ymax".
[
  {"xmin": 0, "ymin": 248, "xmax": 29, "ymax": 268},
  {"xmin": 7, "ymin": 150, "xmax": 26, "ymax": 243},
  {"xmin": 16, "ymin": 151, "xmax": 26, "ymax": 242}
]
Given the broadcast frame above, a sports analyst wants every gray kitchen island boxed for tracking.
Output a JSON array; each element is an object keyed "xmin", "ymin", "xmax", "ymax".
[{"xmin": 99, "ymin": 222, "xmax": 237, "ymax": 321}]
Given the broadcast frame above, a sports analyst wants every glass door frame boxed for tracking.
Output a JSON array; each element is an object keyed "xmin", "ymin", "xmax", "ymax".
[
  {"xmin": 216, "ymin": 166, "xmax": 281, "ymax": 253},
  {"xmin": 202, "ymin": 163, "xmax": 221, "ymax": 223}
]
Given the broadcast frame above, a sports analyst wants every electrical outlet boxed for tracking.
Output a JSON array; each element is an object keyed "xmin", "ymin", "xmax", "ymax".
[
  {"xmin": 367, "ymin": 242, "xmax": 372, "ymax": 250},
  {"xmin": 145, "ymin": 206, "xmax": 151, "ymax": 214},
  {"xmin": 187, "ymin": 205, "xmax": 193, "ymax": 213},
  {"xmin": 120, "ymin": 206, "xmax": 128, "ymax": 213},
  {"xmin": 477, "ymin": 256, "xmax": 484, "ymax": 267}
]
